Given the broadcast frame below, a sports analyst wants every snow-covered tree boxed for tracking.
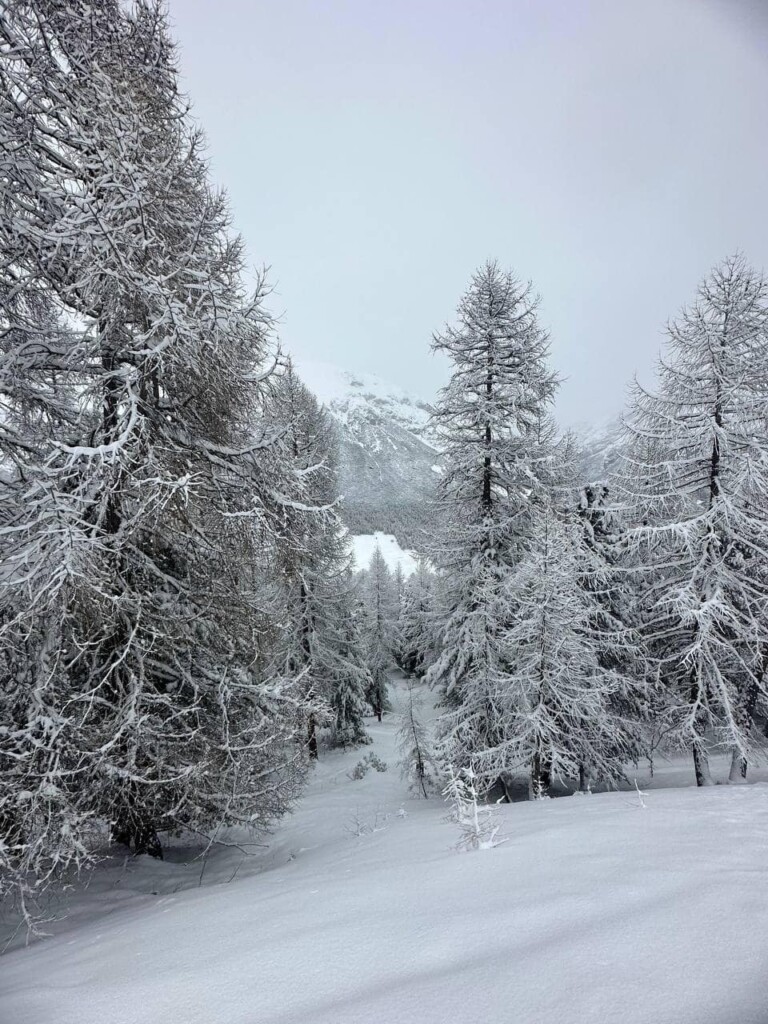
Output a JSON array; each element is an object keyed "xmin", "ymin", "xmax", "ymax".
[
  {"xmin": 471, "ymin": 506, "xmax": 641, "ymax": 796},
  {"xmin": 263, "ymin": 360, "xmax": 370, "ymax": 755},
  {"xmin": 0, "ymin": 0, "xmax": 309, "ymax": 911},
  {"xmin": 362, "ymin": 547, "xmax": 398, "ymax": 721},
  {"xmin": 326, "ymin": 589, "xmax": 373, "ymax": 749},
  {"xmin": 398, "ymin": 559, "xmax": 438, "ymax": 678},
  {"xmin": 426, "ymin": 261, "xmax": 558, "ymax": 787},
  {"xmin": 397, "ymin": 680, "xmax": 439, "ymax": 797},
  {"xmin": 619, "ymin": 255, "xmax": 768, "ymax": 784},
  {"xmin": 575, "ymin": 481, "xmax": 649, "ymax": 765}
]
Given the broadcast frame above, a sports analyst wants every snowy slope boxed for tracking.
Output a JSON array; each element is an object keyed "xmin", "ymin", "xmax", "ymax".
[
  {"xmin": 3, "ymin": 676, "xmax": 768, "ymax": 1024},
  {"xmin": 571, "ymin": 415, "xmax": 625, "ymax": 483},
  {"xmin": 295, "ymin": 358, "xmax": 435, "ymax": 438},
  {"xmin": 351, "ymin": 531, "xmax": 419, "ymax": 576},
  {"xmin": 294, "ymin": 358, "xmax": 440, "ymax": 550}
]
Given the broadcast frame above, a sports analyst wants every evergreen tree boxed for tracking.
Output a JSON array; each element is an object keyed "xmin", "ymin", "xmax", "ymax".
[
  {"xmin": 426, "ymin": 261, "xmax": 558, "ymax": 788},
  {"xmin": 619, "ymin": 255, "xmax": 768, "ymax": 785}
]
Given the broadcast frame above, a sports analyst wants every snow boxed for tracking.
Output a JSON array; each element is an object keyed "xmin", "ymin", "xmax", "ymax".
[
  {"xmin": 2, "ymin": 676, "xmax": 768, "ymax": 1024},
  {"xmin": 351, "ymin": 531, "xmax": 419, "ymax": 576},
  {"xmin": 294, "ymin": 358, "xmax": 433, "ymax": 432}
]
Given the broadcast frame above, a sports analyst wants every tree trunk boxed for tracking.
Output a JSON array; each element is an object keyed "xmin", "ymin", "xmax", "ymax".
[
  {"xmin": 530, "ymin": 752, "xmax": 550, "ymax": 799},
  {"xmin": 692, "ymin": 743, "xmax": 713, "ymax": 787},
  {"xmin": 111, "ymin": 819, "xmax": 133, "ymax": 848},
  {"xmin": 111, "ymin": 811, "xmax": 163, "ymax": 858},
  {"xmin": 307, "ymin": 713, "xmax": 318, "ymax": 760},
  {"xmin": 133, "ymin": 819, "xmax": 163, "ymax": 859},
  {"xmin": 728, "ymin": 747, "xmax": 747, "ymax": 783}
]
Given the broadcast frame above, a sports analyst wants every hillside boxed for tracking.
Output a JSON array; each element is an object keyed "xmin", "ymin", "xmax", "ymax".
[
  {"xmin": 572, "ymin": 415, "xmax": 625, "ymax": 483},
  {"xmin": 295, "ymin": 359, "xmax": 441, "ymax": 550},
  {"xmin": 3, "ymin": 676, "xmax": 767, "ymax": 1024}
]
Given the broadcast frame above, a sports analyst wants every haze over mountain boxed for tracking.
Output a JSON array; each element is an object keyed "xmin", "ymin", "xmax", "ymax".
[
  {"xmin": 295, "ymin": 358, "xmax": 624, "ymax": 549},
  {"xmin": 294, "ymin": 359, "xmax": 441, "ymax": 550}
]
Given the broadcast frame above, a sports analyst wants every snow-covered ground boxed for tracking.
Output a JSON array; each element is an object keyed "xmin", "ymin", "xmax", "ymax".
[
  {"xmin": 2, "ymin": 676, "xmax": 768, "ymax": 1024},
  {"xmin": 351, "ymin": 531, "xmax": 419, "ymax": 576}
]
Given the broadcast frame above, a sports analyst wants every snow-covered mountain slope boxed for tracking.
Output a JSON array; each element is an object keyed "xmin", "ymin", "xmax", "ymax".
[
  {"xmin": 351, "ymin": 531, "xmax": 419, "ymax": 576},
  {"xmin": 294, "ymin": 359, "xmax": 440, "ymax": 550},
  {"xmin": 571, "ymin": 415, "xmax": 625, "ymax": 483},
  {"xmin": 3, "ymin": 676, "xmax": 768, "ymax": 1024}
]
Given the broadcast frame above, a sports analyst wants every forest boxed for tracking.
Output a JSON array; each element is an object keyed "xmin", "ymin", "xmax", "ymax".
[{"xmin": 1, "ymin": 3, "xmax": 767, "ymax": 1023}]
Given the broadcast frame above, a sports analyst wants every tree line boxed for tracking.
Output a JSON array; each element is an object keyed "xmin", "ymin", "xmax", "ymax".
[{"xmin": 404, "ymin": 256, "xmax": 768, "ymax": 803}]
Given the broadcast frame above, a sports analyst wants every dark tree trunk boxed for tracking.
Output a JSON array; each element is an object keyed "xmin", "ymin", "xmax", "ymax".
[
  {"xmin": 307, "ymin": 713, "xmax": 318, "ymax": 760},
  {"xmin": 482, "ymin": 341, "xmax": 493, "ymax": 513},
  {"xmin": 111, "ymin": 811, "xmax": 163, "ymax": 859},
  {"xmin": 531, "ymin": 752, "xmax": 551, "ymax": 798}
]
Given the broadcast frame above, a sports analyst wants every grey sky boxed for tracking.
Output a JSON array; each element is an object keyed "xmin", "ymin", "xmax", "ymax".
[{"xmin": 170, "ymin": 0, "xmax": 768, "ymax": 424}]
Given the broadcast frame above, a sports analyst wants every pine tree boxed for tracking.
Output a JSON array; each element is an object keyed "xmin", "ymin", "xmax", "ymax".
[
  {"xmin": 426, "ymin": 261, "xmax": 558, "ymax": 789},
  {"xmin": 619, "ymin": 255, "xmax": 768, "ymax": 785}
]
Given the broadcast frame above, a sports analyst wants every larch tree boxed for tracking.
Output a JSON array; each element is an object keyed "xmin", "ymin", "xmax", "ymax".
[
  {"xmin": 619, "ymin": 255, "xmax": 768, "ymax": 785},
  {"xmin": 398, "ymin": 558, "xmax": 438, "ymax": 678},
  {"xmin": 362, "ymin": 547, "xmax": 398, "ymax": 721},
  {"xmin": 0, "ymin": 0, "xmax": 310, "ymax": 913},
  {"xmin": 425, "ymin": 261, "xmax": 558, "ymax": 789},
  {"xmin": 471, "ymin": 504, "xmax": 642, "ymax": 797},
  {"xmin": 397, "ymin": 679, "xmax": 439, "ymax": 798},
  {"xmin": 263, "ymin": 360, "xmax": 370, "ymax": 757}
]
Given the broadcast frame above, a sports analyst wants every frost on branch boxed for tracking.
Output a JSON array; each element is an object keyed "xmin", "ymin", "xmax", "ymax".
[
  {"xmin": 397, "ymin": 680, "xmax": 439, "ymax": 797},
  {"xmin": 617, "ymin": 255, "xmax": 768, "ymax": 785},
  {"xmin": 443, "ymin": 766, "xmax": 505, "ymax": 851}
]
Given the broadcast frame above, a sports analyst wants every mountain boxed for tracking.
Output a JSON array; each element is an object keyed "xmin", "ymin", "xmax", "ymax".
[
  {"xmin": 294, "ymin": 359, "xmax": 441, "ymax": 550},
  {"xmin": 571, "ymin": 416, "xmax": 624, "ymax": 484},
  {"xmin": 294, "ymin": 358, "xmax": 624, "ymax": 549}
]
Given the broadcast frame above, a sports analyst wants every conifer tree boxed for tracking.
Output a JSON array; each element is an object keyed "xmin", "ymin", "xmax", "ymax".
[
  {"xmin": 471, "ymin": 505, "xmax": 641, "ymax": 797},
  {"xmin": 397, "ymin": 680, "xmax": 439, "ymax": 797},
  {"xmin": 619, "ymin": 255, "xmax": 768, "ymax": 785},
  {"xmin": 263, "ymin": 360, "xmax": 370, "ymax": 755},
  {"xmin": 426, "ymin": 261, "xmax": 558, "ymax": 787},
  {"xmin": 398, "ymin": 559, "xmax": 438, "ymax": 678},
  {"xmin": 0, "ymin": 0, "xmax": 309, "ymax": 909},
  {"xmin": 362, "ymin": 547, "xmax": 397, "ymax": 721}
]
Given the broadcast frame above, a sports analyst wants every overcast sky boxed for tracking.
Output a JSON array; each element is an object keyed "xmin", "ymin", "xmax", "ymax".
[{"xmin": 170, "ymin": 0, "xmax": 768, "ymax": 425}]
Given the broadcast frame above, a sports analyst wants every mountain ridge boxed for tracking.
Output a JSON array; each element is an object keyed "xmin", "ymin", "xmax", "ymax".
[{"xmin": 293, "ymin": 358, "xmax": 441, "ymax": 550}]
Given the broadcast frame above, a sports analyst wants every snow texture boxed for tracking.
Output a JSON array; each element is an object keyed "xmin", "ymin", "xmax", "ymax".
[{"xmin": 2, "ymin": 675, "xmax": 768, "ymax": 1024}]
